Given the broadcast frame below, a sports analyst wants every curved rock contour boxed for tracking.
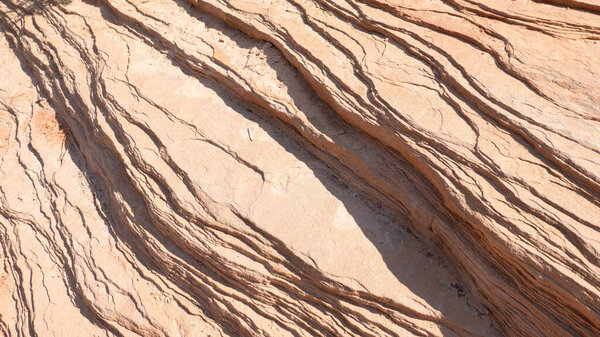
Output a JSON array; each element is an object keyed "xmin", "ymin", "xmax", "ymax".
[{"xmin": 0, "ymin": 0, "xmax": 598, "ymax": 336}]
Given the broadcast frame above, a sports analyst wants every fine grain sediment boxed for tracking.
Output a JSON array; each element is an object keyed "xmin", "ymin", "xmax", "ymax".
[{"xmin": 0, "ymin": 0, "xmax": 598, "ymax": 336}]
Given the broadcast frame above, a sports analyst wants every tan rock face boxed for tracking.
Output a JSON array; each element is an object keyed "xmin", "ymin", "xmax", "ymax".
[{"xmin": 0, "ymin": 0, "xmax": 598, "ymax": 336}]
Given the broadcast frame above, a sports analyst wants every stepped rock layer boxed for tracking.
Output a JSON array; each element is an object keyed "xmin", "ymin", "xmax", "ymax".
[{"xmin": 0, "ymin": 0, "xmax": 598, "ymax": 336}]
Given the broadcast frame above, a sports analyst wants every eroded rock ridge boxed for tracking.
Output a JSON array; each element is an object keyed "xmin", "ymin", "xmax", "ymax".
[{"xmin": 0, "ymin": 0, "xmax": 599, "ymax": 336}]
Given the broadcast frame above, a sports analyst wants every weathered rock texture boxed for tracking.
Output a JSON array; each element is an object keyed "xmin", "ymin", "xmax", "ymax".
[{"xmin": 0, "ymin": 0, "xmax": 598, "ymax": 336}]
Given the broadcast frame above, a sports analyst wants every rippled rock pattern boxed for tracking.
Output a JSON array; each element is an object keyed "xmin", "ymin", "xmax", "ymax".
[{"xmin": 0, "ymin": 0, "xmax": 598, "ymax": 336}]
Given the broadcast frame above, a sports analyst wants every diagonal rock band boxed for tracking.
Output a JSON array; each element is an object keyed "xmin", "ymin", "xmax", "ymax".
[{"xmin": 0, "ymin": 0, "xmax": 598, "ymax": 336}]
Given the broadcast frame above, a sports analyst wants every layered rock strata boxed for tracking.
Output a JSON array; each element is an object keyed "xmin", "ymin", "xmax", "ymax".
[{"xmin": 0, "ymin": 0, "xmax": 598, "ymax": 336}]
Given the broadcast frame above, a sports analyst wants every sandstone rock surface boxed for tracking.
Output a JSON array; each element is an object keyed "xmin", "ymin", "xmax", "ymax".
[{"xmin": 0, "ymin": 0, "xmax": 599, "ymax": 336}]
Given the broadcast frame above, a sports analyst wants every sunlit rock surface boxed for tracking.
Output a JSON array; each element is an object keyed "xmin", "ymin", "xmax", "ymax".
[{"xmin": 0, "ymin": 0, "xmax": 599, "ymax": 336}]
